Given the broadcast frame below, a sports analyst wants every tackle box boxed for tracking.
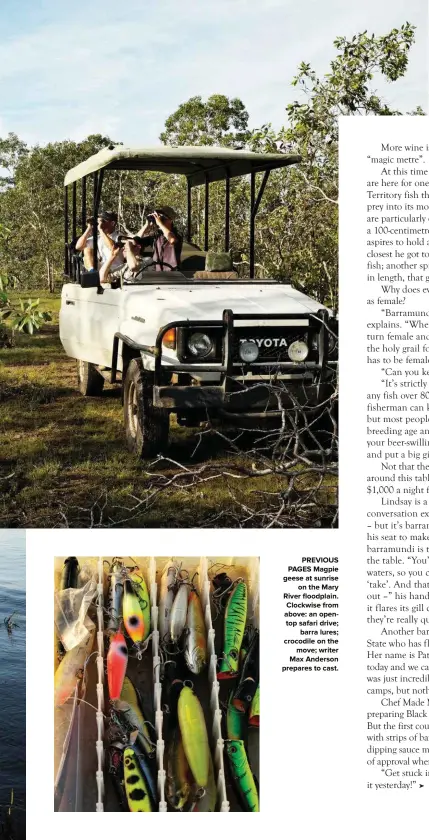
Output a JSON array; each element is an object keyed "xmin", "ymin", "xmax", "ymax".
[{"xmin": 54, "ymin": 556, "xmax": 259, "ymax": 812}]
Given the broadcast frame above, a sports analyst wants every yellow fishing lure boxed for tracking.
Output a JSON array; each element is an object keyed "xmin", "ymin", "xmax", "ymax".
[
  {"xmin": 177, "ymin": 686, "xmax": 210, "ymax": 788},
  {"xmin": 123, "ymin": 747, "xmax": 153, "ymax": 812}
]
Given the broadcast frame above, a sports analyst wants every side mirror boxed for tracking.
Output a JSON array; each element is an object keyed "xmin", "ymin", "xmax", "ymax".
[{"xmin": 80, "ymin": 271, "xmax": 100, "ymax": 288}]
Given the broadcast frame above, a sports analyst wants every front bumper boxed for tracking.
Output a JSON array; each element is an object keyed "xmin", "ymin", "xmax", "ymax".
[
  {"xmin": 152, "ymin": 309, "xmax": 336, "ymax": 413},
  {"xmin": 114, "ymin": 308, "xmax": 337, "ymax": 414},
  {"xmin": 153, "ymin": 380, "xmax": 335, "ymax": 413}
]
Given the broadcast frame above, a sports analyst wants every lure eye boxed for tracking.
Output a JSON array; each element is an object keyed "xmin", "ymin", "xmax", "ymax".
[
  {"xmin": 230, "ymin": 648, "xmax": 238, "ymax": 661},
  {"xmin": 229, "ymin": 744, "xmax": 237, "ymax": 754},
  {"xmin": 129, "ymin": 616, "xmax": 139, "ymax": 626},
  {"xmin": 120, "ymin": 645, "xmax": 128, "ymax": 656}
]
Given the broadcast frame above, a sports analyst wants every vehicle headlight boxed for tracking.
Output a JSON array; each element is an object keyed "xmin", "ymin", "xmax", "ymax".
[
  {"xmin": 288, "ymin": 340, "xmax": 309, "ymax": 362},
  {"xmin": 328, "ymin": 333, "xmax": 336, "ymax": 353},
  {"xmin": 239, "ymin": 340, "xmax": 259, "ymax": 363},
  {"xmin": 187, "ymin": 332, "xmax": 213, "ymax": 358}
]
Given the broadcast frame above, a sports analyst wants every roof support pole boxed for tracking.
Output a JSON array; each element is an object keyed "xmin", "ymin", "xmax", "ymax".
[
  {"xmin": 81, "ymin": 176, "xmax": 87, "ymax": 229},
  {"xmin": 72, "ymin": 182, "xmax": 77, "ymax": 242},
  {"xmin": 64, "ymin": 186, "xmax": 69, "ymax": 276},
  {"xmin": 249, "ymin": 170, "xmax": 270, "ymax": 279},
  {"xmin": 204, "ymin": 174, "xmax": 209, "ymax": 252},
  {"xmin": 92, "ymin": 170, "xmax": 104, "ymax": 270},
  {"xmin": 187, "ymin": 178, "xmax": 192, "ymax": 242},
  {"xmin": 225, "ymin": 168, "xmax": 230, "ymax": 253},
  {"xmin": 92, "ymin": 173, "xmax": 98, "ymax": 270},
  {"xmin": 249, "ymin": 172, "xmax": 256, "ymax": 279}
]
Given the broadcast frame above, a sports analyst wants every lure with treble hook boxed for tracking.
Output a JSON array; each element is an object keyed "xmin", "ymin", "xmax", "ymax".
[
  {"xmin": 184, "ymin": 589, "xmax": 207, "ymax": 675},
  {"xmin": 177, "ymin": 685, "xmax": 210, "ymax": 788},
  {"xmin": 190, "ymin": 754, "xmax": 217, "ymax": 812},
  {"xmin": 128, "ymin": 568, "xmax": 151, "ymax": 641},
  {"xmin": 54, "ymin": 627, "xmax": 95, "ymax": 706},
  {"xmin": 113, "ymin": 676, "xmax": 155, "ymax": 757},
  {"xmin": 107, "ymin": 632, "xmax": 128, "ymax": 700},
  {"xmin": 170, "ymin": 581, "xmax": 189, "ymax": 643},
  {"xmin": 123, "ymin": 579, "xmax": 145, "ymax": 644},
  {"xmin": 232, "ymin": 628, "xmax": 259, "ymax": 713},
  {"xmin": 159, "ymin": 564, "xmax": 176, "ymax": 643},
  {"xmin": 217, "ymin": 580, "xmax": 247, "ymax": 680},
  {"xmin": 106, "ymin": 560, "xmax": 125, "ymax": 637},
  {"xmin": 225, "ymin": 739, "xmax": 259, "ymax": 812}
]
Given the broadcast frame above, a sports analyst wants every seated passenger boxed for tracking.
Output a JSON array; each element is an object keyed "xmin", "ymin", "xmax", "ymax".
[
  {"xmin": 136, "ymin": 206, "xmax": 182, "ymax": 271},
  {"xmin": 99, "ymin": 238, "xmax": 146, "ymax": 284},
  {"xmin": 75, "ymin": 210, "xmax": 125, "ymax": 272}
]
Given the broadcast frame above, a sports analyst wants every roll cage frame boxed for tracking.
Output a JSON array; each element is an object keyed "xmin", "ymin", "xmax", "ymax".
[{"xmin": 63, "ymin": 145, "xmax": 301, "ymax": 281}]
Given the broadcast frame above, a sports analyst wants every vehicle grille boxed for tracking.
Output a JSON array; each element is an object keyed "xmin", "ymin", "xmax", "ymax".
[{"xmin": 232, "ymin": 328, "xmax": 318, "ymax": 364}]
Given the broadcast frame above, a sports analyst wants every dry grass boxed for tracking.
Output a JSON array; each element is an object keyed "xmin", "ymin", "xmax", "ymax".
[{"xmin": 0, "ymin": 292, "xmax": 337, "ymax": 528}]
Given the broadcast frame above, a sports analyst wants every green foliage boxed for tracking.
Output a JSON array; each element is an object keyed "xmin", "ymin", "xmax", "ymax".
[
  {"xmin": 1, "ymin": 296, "xmax": 52, "ymax": 335},
  {"xmin": 160, "ymin": 94, "xmax": 250, "ymax": 147},
  {"xmin": 0, "ymin": 24, "xmax": 422, "ymax": 305}
]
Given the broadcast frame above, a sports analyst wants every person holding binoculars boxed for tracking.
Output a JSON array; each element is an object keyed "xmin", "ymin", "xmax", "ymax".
[
  {"xmin": 75, "ymin": 210, "xmax": 125, "ymax": 272},
  {"xmin": 136, "ymin": 206, "xmax": 182, "ymax": 271}
]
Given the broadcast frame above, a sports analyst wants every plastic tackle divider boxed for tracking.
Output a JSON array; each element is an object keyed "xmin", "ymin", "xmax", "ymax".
[{"xmin": 55, "ymin": 556, "xmax": 259, "ymax": 812}]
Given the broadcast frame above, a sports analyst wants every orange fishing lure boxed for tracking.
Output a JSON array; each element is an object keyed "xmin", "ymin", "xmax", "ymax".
[{"xmin": 107, "ymin": 631, "xmax": 128, "ymax": 700}]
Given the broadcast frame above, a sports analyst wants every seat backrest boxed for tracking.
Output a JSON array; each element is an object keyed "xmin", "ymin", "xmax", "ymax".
[
  {"xmin": 179, "ymin": 253, "xmax": 207, "ymax": 271},
  {"xmin": 193, "ymin": 270, "xmax": 238, "ymax": 280},
  {"xmin": 205, "ymin": 251, "xmax": 233, "ymax": 272}
]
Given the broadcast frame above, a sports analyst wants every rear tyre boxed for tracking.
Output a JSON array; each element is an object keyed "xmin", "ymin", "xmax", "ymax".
[
  {"xmin": 123, "ymin": 358, "xmax": 169, "ymax": 458},
  {"xmin": 77, "ymin": 360, "xmax": 104, "ymax": 396}
]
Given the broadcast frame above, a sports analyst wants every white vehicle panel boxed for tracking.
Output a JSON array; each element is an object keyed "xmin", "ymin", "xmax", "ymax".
[{"xmin": 59, "ymin": 280, "xmax": 329, "ymax": 369}]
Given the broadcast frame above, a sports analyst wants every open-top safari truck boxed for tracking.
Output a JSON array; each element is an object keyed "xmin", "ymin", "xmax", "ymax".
[{"xmin": 60, "ymin": 146, "xmax": 338, "ymax": 457}]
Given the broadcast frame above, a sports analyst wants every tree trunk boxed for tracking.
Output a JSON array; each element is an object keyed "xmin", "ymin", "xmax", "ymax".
[{"xmin": 46, "ymin": 256, "xmax": 55, "ymax": 293}]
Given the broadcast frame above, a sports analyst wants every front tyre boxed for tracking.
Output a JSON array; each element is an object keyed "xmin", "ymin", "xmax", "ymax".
[
  {"xmin": 123, "ymin": 358, "xmax": 169, "ymax": 458},
  {"xmin": 77, "ymin": 360, "xmax": 104, "ymax": 396}
]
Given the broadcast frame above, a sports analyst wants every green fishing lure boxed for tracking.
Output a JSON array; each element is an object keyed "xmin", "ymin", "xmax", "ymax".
[
  {"xmin": 217, "ymin": 580, "xmax": 247, "ymax": 679},
  {"xmin": 225, "ymin": 739, "xmax": 259, "ymax": 812},
  {"xmin": 226, "ymin": 691, "xmax": 247, "ymax": 742},
  {"xmin": 249, "ymin": 684, "xmax": 260, "ymax": 727}
]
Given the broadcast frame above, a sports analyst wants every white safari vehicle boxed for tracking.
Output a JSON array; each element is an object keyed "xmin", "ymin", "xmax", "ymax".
[{"xmin": 60, "ymin": 146, "xmax": 337, "ymax": 458}]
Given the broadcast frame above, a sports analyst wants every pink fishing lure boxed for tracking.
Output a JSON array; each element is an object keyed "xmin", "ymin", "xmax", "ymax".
[{"xmin": 107, "ymin": 632, "xmax": 128, "ymax": 700}]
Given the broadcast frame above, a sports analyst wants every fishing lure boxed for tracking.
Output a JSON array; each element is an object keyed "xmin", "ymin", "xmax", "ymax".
[
  {"xmin": 226, "ymin": 692, "xmax": 247, "ymax": 742},
  {"xmin": 108, "ymin": 745, "xmax": 128, "ymax": 811},
  {"xmin": 191, "ymin": 754, "xmax": 217, "ymax": 812},
  {"xmin": 61, "ymin": 557, "xmax": 79, "ymax": 590},
  {"xmin": 123, "ymin": 579, "xmax": 145, "ymax": 644},
  {"xmin": 123, "ymin": 747, "xmax": 154, "ymax": 812},
  {"xmin": 232, "ymin": 629, "xmax": 259, "ymax": 713},
  {"xmin": 217, "ymin": 580, "xmax": 247, "ymax": 679},
  {"xmin": 131, "ymin": 740, "xmax": 158, "ymax": 810},
  {"xmin": 56, "ymin": 558, "xmax": 80, "ymax": 661},
  {"xmin": 107, "ymin": 632, "xmax": 128, "ymax": 701},
  {"xmin": 178, "ymin": 686, "xmax": 210, "ymax": 788},
  {"xmin": 166, "ymin": 727, "xmax": 192, "ymax": 810},
  {"xmin": 106, "ymin": 561, "xmax": 125, "ymax": 636},
  {"xmin": 170, "ymin": 581, "xmax": 189, "ymax": 643},
  {"xmin": 158, "ymin": 564, "xmax": 176, "ymax": 642},
  {"xmin": 249, "ymin": 685, "xmax": 259, "ymax": 727},
  {"xmin": 225, "ymin": 740, "xmax": 259, "ymax": 812},
  {"xmin": 113, "ymin": 676, "xmax": 155, "ymax": 757},
  {"xmin": 184, "ymin": 590, "xmax": 207, "ymax": 674},
  {"xmin": 128, "ymin": 568, "xmax": 151, "ymax": 641},
  {"xmin": 54, "ymin": 628, "xmax": 94, "ymax": 706}
]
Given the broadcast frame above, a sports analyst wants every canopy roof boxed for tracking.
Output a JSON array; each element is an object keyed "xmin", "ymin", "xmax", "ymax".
[{"xmin": 64, "ymin": 145, "xmax": 301, "ymax": 187}]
